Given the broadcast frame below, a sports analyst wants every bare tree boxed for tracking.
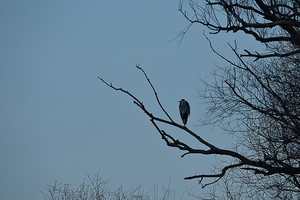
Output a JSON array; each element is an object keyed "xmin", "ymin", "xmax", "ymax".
[
  {"xmin": 41, "ymin": 171, "xmax": 180, "ymax": 200},
  {"xmin": 99, "ymin": 0, "xmax": 300, "ymax": 199}
]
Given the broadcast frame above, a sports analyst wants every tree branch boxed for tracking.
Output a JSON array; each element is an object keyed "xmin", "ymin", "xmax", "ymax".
[
  {"xmin": 98, "ymin": 65, "xmax": 300, "ymax": 187},
  {"xmin": 179, "ymin": 0, "xmax": 300, "ymax": 60}
]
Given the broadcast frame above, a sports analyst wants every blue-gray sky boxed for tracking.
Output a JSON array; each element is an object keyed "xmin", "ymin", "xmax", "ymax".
[{"xmin": 0, "ymin": 1, "xmax": 257, "ymax": 199}]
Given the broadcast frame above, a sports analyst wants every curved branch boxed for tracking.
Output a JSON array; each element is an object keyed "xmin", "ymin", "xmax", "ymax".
[{"xmin": 185, "ymin": 163, "xmax": 244, "ymax": 188}]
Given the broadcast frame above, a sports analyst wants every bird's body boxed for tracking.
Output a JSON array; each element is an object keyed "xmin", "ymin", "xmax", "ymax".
[{"xmin": 179, "ymin": 99, "xmax": 190, "ymax": 125}]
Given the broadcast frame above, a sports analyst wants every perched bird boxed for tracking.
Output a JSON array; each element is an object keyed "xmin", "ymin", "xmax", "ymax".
[{"xmin": 179, "ymin": 99, "xmax": 190, "ymax": 125}]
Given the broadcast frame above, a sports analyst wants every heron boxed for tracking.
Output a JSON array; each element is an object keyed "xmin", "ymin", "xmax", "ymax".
[{"xmin": 179, "ymin": 99, "xmax": 190, "ymax": 125}]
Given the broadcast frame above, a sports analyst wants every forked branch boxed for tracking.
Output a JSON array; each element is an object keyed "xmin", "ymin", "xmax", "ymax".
[{"xmin": 98, "ymin": 65, "xmax": 300, "ymax": 187}]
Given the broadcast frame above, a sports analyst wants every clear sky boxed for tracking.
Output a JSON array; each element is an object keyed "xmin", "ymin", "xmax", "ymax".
[{"xmin": 0, "ymin": 1, "xmax": 257, "ymax": 199}]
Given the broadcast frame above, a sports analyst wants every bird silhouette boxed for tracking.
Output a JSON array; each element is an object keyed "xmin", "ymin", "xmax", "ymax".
[{"xmin": 179, "ymin": 99, "xmax": 190, "ymax": 125}]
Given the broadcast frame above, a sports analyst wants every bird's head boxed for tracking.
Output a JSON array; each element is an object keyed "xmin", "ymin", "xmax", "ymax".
[{"xmin": 179, "ymin": 99, "xmax": 185, "ymax": 102}]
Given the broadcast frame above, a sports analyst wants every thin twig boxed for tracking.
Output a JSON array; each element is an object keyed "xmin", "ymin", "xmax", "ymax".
[{"xmin": 135, "ymin": 64, "xmax": 174, "ymax": 122}]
